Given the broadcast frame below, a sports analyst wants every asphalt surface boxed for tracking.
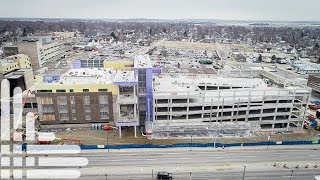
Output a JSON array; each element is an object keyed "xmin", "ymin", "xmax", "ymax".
[
  {"xmin": 78, "ymin": 170, "xmax": 320, "ymax": 180},
  {"xmin": 2, "ymin": 147, "xmax": 320, "ymax": 179},
  {"xmin": 75, "ymin": 148, "xmax": 320, "ymax": 179}
]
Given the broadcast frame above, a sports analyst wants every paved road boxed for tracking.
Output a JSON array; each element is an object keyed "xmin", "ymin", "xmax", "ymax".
[
  {"xmin": 2, "ymin": 147, "xmax": 320, "ymax": 179},
  {"xmin": 78, "ymin": 170, "xmax": 320, "ymax": 180},
  {"xmin": 74, "ymin": 148, "xmax": 320, "ymax": 179}
]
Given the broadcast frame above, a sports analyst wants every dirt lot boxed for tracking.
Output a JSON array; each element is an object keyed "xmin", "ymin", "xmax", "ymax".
[
  {"xmin": 55, "ymin": 127, "xmax": 320, "ymax": 145},
  {"xmin": 154, "ymin": 41, "xmax": 216, "ymax": 51}
]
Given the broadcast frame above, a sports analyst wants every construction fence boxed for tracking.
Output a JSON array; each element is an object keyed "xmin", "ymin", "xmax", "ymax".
[{"xmin": 79, "ymin": 139, "xmax": 320, "ymax": 150}]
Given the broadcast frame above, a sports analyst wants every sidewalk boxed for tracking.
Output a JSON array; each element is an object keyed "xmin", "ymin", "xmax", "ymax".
[{"xmin": 79, "ymin": 144, "xmax": 320, "ymax": 154}]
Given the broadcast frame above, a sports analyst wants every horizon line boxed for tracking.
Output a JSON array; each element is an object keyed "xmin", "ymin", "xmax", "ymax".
[{"xmin": 0, "ymin": 16, "xmax": 320, "ymax": 23}]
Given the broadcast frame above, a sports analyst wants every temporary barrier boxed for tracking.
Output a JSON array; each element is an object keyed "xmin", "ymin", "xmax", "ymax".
[
  {"xmin": 78, "ymin": 140, "xmax": 320, "ymax": 150},
  {"xmin": 19, "ymin": 140, "xmax": 320, "ymax": 151}
]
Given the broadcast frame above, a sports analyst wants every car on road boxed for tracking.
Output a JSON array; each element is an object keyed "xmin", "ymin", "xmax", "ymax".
[{"xmin": 157, "ymin": 171, "xmax": 173, "ymax": 179}]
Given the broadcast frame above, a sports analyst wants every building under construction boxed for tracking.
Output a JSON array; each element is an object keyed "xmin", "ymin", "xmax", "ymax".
[{"xmin": 149, "ymin": 69, "xmax": 310, "ymax": 139}]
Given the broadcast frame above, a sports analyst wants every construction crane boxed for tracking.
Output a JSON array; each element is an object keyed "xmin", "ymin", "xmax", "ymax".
[{"xmin": 22, "ymin": 90, "xmax": 35, "ymax": 108}]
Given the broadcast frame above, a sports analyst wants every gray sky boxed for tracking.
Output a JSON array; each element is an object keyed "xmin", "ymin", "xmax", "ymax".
[{"xmin": 0, "ymin": 0, "xmax": 319, "ymax": 21}]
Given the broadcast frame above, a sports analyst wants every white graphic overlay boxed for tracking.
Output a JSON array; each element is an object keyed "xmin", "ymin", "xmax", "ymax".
[{"xmin": 0, "ymin": 79, "xmax": 88, "ymax": 179}]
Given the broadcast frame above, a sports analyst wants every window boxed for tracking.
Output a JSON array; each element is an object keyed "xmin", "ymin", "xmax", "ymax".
[
  {"xmin": 85, "ymin": 112, "xmax": 91, "ymax": 120},
  {"xmin": 24, "ymin": 103, "xmax": 32, "ymax": 108},
  {"xmin": 99, "ymin": 95, "xmax": 108, "ymax": 104},
  {"xmin": 98, "ymin": 89, "xmax": 108, "ymax": 92},
  {"xmin": 72, "ymin": 113, "xmax": 77, "ymax": 120},
  {"xmin": 69, "ymin": 89, "xmax": 74, "ymax": 92},
  {"xmin": 59, "ymin": 113, "xmax": 69, "ymax": 121},
  {"xmin": 56, "ymin": 89, "xmax": 66, "ymax": 92},
  {"xmin": 58, "ymin": 105, "xmax": 68, "ymax": 111},
  {"xmin": 83, "ymin": 89, "xmax": 89, "ymax": 92},
  {"xmin": 99, "ymin": 104, "xmax": 108, "ymax": 108},
  {"xmin": 70, "ymin": 96, "xmax": 75, "ymax": 104},
  {"xmin": 83, "ymin": 96, "xmax": 90, "ymax": 105},
  {"xmin": 100, "ymin": 112, "xmax": 109, "ymax": 119},
  {"xmin": 37, "ymin": 90, "xmax": 52, "ymax": 93},
  {"xmin": 32, "ymin": 103, "xmax": 38, "ymax": 108}
]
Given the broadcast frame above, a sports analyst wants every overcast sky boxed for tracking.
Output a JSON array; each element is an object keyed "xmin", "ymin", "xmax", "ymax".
[{"xmin": 0, "ymin": 0, "xmax": 319, "ymax": 21}]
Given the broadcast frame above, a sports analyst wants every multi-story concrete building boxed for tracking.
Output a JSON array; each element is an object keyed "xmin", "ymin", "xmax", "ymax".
[
  {"xmin": 307, "ymin": 74, "xmax": 320, "ymax": 93},
  {"xmin": 17, "ymin": 36, "xmax": 65, "ymax": 70},
  {"xmin": 149, "ymin": 70, "xmax": 310, "ymax": 138},
  {"xmin": 114, "ymin": 70, "xmax": 139, "ymax": 137}
]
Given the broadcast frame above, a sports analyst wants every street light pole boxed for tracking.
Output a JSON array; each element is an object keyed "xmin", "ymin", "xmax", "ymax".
[
  {"xmin": 242, "ymin": 165, "xmax": 246, "ymax": 180},
  {"xmin": 190, "ymin": 135, "xmax": 193, "ymax": 151},
  {"xmin": 107, "ymin": 136, "xmax": 109, "ymax": 153},
  {"xmin": 267, "ymin": 135, "xmax": 271, "ymax": 150}
]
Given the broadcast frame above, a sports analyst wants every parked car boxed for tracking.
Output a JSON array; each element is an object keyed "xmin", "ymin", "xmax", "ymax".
[{"xmin": 157, "ymin": 171, "xmax": 173, "ymax": 179}]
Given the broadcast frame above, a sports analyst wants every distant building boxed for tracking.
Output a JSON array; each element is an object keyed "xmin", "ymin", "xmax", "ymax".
[
  {"xmin": 2, "ymin": 42, "xmax": 18, "ymax": 57},
  {"xmin": 17, "ymin": 36, "xmax": 65, "ymax": 70},
  {"xmin": 0, "ymin": 54, "xmax": 32, "ymax": 74},
  {"xmin": 52, "ymin": 32, "xmax": 75, "ymax": 40},
  {"xmin": 292, "ymin": 63, "xmax": 320, "ymax": 74}
]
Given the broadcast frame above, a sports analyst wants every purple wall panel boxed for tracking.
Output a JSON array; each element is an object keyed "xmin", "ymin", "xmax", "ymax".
[
  {"xmin": 73, "ymin": 60, "xmax": 81, "ymax": 69},
  {"xmin": 146, "ymin": 68, "xmax": 153, "ymax": 122}
]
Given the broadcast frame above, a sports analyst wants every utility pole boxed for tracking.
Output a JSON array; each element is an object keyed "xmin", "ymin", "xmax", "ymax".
[
  {"xmin": 105, "ymin": 174, "xmax": 107, "ymax": 180},
  {"xmin": 242, "ymin": 165, "xmax": 246, "ymax": 180},
  {"xmin": 152, "ymin": 169, "xmax": 153, "ymax": 178},
  {"xmin": 189, "ymin": 172, "xmax": 192, "ymax": 180}
]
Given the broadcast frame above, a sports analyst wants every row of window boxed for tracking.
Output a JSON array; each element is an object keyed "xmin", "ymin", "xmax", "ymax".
[
  {"xmin": 24, "ymin": 103, "xmax": 38, "ymax": 108},
  {"xmin": 38, "ymin": 89, "xmax": 108, "ymax": 93}
]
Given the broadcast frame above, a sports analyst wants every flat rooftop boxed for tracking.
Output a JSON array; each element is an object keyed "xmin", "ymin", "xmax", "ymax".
[
  {"xmin": 134, "ymin": 54, "xmax": 152, "ymax": 68},
  {"xmin": 52, "ymin": 68, "xmax": 117, "ymax": 84},
  {"xmin": 114, "ymin": 70, "xmax": 136, "ymax": 83},
  {"xmin": 293, "ymin": 63, "xmax": 320, "ymax": 71},
  {"xmin": 153, "ymin": 73, "xmax": 268, "ymax": 93},
  {"xmin": 0, "ymin": 59, "xmax": 14, "ymax": 66}
]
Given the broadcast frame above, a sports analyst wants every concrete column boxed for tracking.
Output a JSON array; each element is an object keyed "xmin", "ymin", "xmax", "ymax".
[
  {"xmin": 134, "ymin": 104, "xmax": 137, "ymax": 120},
  {"xmin": 186, "ymin": 96, "xmax": 190, "ymax": 121},
  {"xmin": 201, "ymin": 94, "xmax": 205, "ymax": 119},
  {"xmin": 245, "ymin": 91, "xmax": 251, "ymax": 122},
  {"xmin": 119, "ymin": 126, "xmax": 122, "ymax": 138},
  {"xmin": 231, "ymin": 91, "xmax": 236, "ymax": 122},
  {"xmin": 134, "ymin": 126, "xmax": 137, "ymax": 137}
]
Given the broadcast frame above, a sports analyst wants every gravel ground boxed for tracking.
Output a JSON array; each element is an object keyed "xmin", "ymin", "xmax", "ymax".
[{"xmin": 55, "ymin": 127, "xmax": 320, "ymax": 145}]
